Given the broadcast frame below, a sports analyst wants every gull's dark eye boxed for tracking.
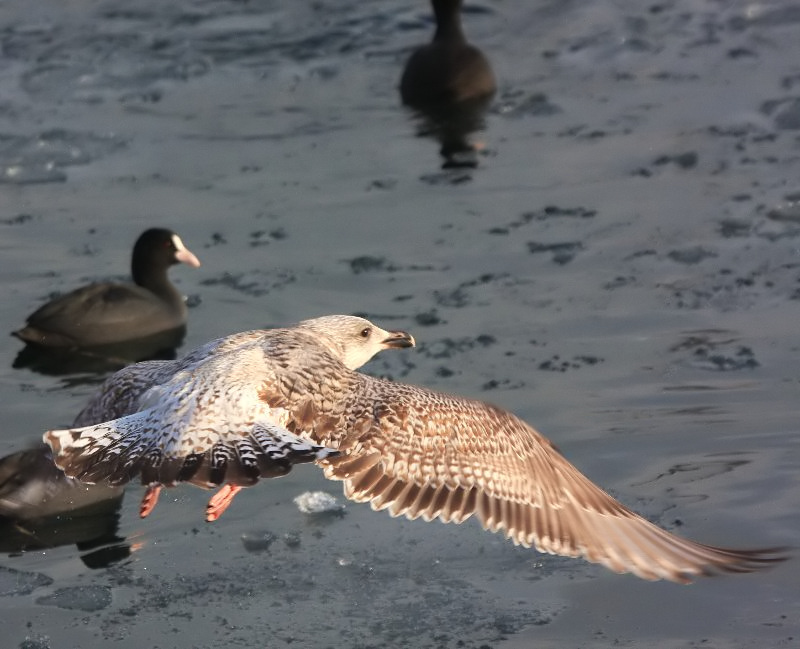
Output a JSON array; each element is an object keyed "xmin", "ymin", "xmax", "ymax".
[{"xmin": 360, "ymin": 327, "xmax": 371, "ymax": 339}]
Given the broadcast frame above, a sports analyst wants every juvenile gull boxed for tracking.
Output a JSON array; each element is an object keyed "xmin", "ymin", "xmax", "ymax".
[{"xmin": 44, "ymin": 315, "xmax": 786, "ymax": 583}]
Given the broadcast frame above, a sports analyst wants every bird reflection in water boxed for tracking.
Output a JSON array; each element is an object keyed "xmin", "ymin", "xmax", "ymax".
[
  {"xmin": 0, "ymin": 444, "xmax": 131, "ymax": 568},
  {"xmin": 12, "ymin": 326, "xmax": 186, "ymax": 378},
  {"xmin": 400, "ymin": 0, "xmax": 496, "ymax": 168}
]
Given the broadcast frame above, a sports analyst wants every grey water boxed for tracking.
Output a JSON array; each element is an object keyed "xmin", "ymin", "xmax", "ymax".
[{"xmin": 1, "ymin": 1, "xmax": 798, "ymax": 648}]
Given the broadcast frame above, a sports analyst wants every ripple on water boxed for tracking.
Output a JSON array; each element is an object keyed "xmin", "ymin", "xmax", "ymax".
[
  {"xmin": 0, "ymin": 567, "xmax": 53, "ymax": 597},
  {"xmin": 35, "ymin": 586, "xmax": 112, "ymax": 612},
  {"xmin": 0, "ymin": 129, "xmax": 127, "ymax": 184}
]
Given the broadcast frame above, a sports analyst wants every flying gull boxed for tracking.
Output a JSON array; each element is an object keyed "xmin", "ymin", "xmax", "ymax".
[{"xmin": 44, "ymin": 315, "xmax": 786, "ymax": 583}]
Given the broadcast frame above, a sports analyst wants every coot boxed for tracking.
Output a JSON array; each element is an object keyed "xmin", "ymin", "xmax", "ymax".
[
  {"xmin": 13, "ymin": 228, "xmax": 201, "ymax": 348},
  {"xmin": 400, "ymin": 0, "xmax": 496, "ymax": 109}
]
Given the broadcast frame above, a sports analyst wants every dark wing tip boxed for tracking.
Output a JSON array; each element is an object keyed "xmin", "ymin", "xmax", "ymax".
[{"xmin": 714, "ymin": 545, "xmax": 791, "ymax": 572}]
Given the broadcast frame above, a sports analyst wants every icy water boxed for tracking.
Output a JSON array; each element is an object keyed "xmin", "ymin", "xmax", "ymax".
[{"xmin": 1, "ymin": 0, "xmax": 799, "ymax": 647}]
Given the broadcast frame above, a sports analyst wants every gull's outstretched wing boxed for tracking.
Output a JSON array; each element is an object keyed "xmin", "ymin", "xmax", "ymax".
[
  {"xmin": 302, "ymin": 376, "xmax": 785, "ymax": 584},
  {"xmin": 46, "ymin": 413, "xmax": 336, "ymax": 490},
  {"xmin": 72, "ymin": 360, "xmax": 172, "ymax": 427},
  {"xmin": 70, "ymin": 334, "xmax": 257, "ymax": 427},
  {"xmin": 48, "ymin": 332, "xmax": 340, "ymax": 489}
]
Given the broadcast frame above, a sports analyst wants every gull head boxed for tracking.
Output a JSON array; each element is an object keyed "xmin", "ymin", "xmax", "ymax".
[{"xmin": 296, "ymin": 315, "xmax": 415, "ymax": 370}]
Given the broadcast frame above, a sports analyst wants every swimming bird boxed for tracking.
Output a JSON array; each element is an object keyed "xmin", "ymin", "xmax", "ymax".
[
  {"xmin": 44, "ymin": 315, "xmax": 786, "ymax": 583},
  {"xmin": 13, "ymin": 228, "xmax": 201, "ymax": 348},
  {"xmin": 399, "ymin": 1, "xmax": 497, "ymax": 167},
  {"xmin": 0, "ymin": 444, "xmax": 127, "ymax": 565},
  {"xmin": 400, "ymin": 0, "xmax": 496, "ymax": 108},
  {"xmin": 0, "ymin": 444, "xmax": 122, "ymax": 522}
]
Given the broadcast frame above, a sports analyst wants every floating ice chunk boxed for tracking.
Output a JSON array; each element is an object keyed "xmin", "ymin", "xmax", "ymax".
[{"xmin": 293, "ymin": 491, "xmax": 345, "ymax": 516}]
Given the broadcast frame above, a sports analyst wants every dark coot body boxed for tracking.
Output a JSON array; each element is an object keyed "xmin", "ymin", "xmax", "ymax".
[
  {"xmin": 400, "ymin": 0, "xmax": 496, "ymax": 109},
  {"xmin": 0, "ymin": 444, "xmax": 122, "ymax": 522},
  {"xmin": 0, "ymin": 444, "xmax": 128, "ymax": 567},
  {"xmin": 13, "ymin": 228, "xmax": 201, "ymax": 348},
  {"xmin": 400, "ymin": 0, "xmax": 496, "ymax": 167}
]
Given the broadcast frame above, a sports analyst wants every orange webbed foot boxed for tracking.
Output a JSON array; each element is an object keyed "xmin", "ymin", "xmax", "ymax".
[
  {"xmin": 140, "ymin": 484, "xmax": 162, "ymax": 518},
  {"xmin": 206, "ymin": 484, "xmax": 243, "ymax": 522}
]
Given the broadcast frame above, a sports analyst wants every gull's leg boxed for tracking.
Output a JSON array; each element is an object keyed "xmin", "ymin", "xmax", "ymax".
[
  {"xmin": 206, "ymin": 484, "xmax": 243, "ymax": 522},
  {"xmin": 140, "ymin": 484, "xmax": 162, "ymax": 518}
]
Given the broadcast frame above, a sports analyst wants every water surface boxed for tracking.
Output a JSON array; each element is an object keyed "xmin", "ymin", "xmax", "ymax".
[{"xmin": 1, "ymin": 1, "xmax": 798, "ymax": 647}]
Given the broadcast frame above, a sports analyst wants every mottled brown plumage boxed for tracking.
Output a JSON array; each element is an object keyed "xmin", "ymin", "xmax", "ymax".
[{"xmin": 45, "ymin": 315, "xmax": 786, "ymax": 583}]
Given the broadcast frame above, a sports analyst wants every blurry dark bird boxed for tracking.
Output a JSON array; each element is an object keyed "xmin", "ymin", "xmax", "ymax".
[
  {"xmin": 45, "ymin": 315, "xmax": 787, "ymax": 584},
  {"xmin": 400, "ymin": 0, "xmax": 496, "ymax": 167},
  {"xmin": 13, "ymin": 228, "xmax": 200, "ymax": 349},
  {"xmin": 0, "ymin": 377, "xmax": 151, "ymax": 564},
  {"xmin": 400, "ymin": 0, "xmax": 496, "ymax": 107},
  {"xmin": 0, "ymin": 444, "xmax": 121, "ymax": 519}
]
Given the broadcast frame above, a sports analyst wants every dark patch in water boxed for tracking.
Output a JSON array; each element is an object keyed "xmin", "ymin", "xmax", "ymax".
[
  {"xmin": 667, "ymin": 246, "xmax": 718, "ymax": 264},
  {"xmin": 527, "ymin": 241, "xmax": 584, "ymax": 265},
  {"xmin": 241, "ymin": 531, "xmax": 277, "ymax": 553},
  {"xmin": 718, "ymin": 218, "xmax": 752, "ymax": 238},
  {"xmin": 419, "ymin": 170, "xmax": 473, "ymax": 185},
  {"xmin": 500, "ymin": 91, "xmax": 563, "ymax": 118},
  {"xmin": 200, "ymin": 269, "xmax": 296, "ymax": 297},
  {"xmin": 418, "ymin": 335, "xmax": 496, "ymax": 360},
  {"xmin": 367, "ymin": 178, "xmax": 397, "ymax": 190},
  {"xmin": 538, "ymin": 354, "xmax": 604, "ymax": 372},
  {"xmin": 347, "ymin": 255, "xmax": 398, "ymax": 274},
  {"xmin": 481, "ymin": 377, "xmax": 525, "ymax": 391},
  {"xmin": 248, "ymin": 229, "xmax": 286, "ymax": 247},
  {"xmin": 489, "ymin": 206, "xmax": 596, "ymax": 234},
  {"xmin": 414, "ymin": 310, "xmax": 443, "ymax": 326},
  {"xmin": 653, "ymin": 151, "xmax": 698, "ymax": 169},
  {"xmin": 344, "ymin": 256, "xmax": 442, "ymax": 274},
  {"xmin": 0, "ymin": 213, "xmax": 34, "ymax": 225},
  {"xmin": 603, "ymin": 275, "xmax": 636, "ymax": 289},
  {"xmin": 670, "ymin": 332, "xmax": 759, "ymax": 371}
]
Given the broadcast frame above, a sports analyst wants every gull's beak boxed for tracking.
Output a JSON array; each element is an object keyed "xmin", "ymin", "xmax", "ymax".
[{"xmin": 382, "ymin": 330, "xmax": 415, "ymax": 350}]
